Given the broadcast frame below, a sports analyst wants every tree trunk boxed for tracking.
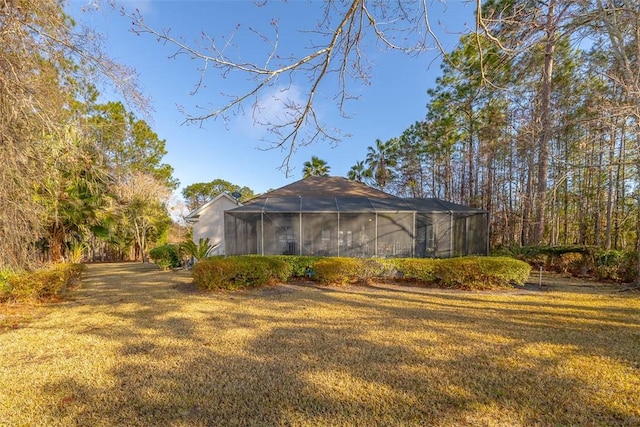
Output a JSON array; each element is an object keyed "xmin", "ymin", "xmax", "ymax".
[
  {"xmin": 533, "ymin": 0, "xmax": 557, "ymax": 245},
  {"xmin": 605, "ymin": 124, "xmax": 616, "ymax": 249},
  {"xmin": 49, "ymin": 224, "xmax": 65, "ymax": 263},
  {"xmin": 521, "ymin": 151, "xmax": 535, "ymax": 246}
]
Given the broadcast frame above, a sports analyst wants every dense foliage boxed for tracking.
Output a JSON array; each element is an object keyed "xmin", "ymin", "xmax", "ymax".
[
  {"xmin": 500, "ymin": 245, "xmax": 638, "ymax": 282},
  {"xmin": 182, "ymin": 180, "xmax": 254, "ymax": 211},
  {"xmin": 149, "ymin": 244, "xmax": 182, "ymax": 270},
  {"xmin": 342, "ymin": 1, "xmax": 640, "ymax": 274},
  {"xmin": 0, "ymin": 2, "xmax": 176, "ymax": 269},
  {"xmin": 0, "ymin": 263, "xmax": 84, "ymax": 302}
]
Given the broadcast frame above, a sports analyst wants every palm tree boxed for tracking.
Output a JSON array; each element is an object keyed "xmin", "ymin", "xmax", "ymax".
[
  {"xmin": 180, "ymin": 237, "xmax": 215, "ymax": 262},
  {"xmin": 302, "ymin": 156, "xmax": 330, "ymax": 178},
  {"xmin": 347, "ymin": 160, "xmax": 372, "ymax": 183},
  {"xmin": 365, "ymin": 138, "xmax": 398, "ymax": 190}
]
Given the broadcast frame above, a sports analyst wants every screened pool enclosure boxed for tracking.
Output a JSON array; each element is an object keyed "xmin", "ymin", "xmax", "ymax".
[{"xmin": 224, "ymin": 178, "xmax": 488, "ymax": 258}]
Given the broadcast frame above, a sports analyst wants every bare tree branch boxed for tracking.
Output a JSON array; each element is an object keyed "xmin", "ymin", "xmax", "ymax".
[{"xmin": 120, "ymin": 0, "xmax": 460, "ymax": 176}]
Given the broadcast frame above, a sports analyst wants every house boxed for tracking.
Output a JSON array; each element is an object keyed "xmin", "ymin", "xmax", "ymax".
[
  {"xmin": 224, "ymin": 176, "xmax": 488, "ymax": 258},
  {"xmin": 184, "ymin": 192, "xmax": 240, "ymax": 256}
]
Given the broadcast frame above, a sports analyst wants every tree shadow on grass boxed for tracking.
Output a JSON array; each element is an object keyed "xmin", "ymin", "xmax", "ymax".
[{"xmin": 32, "ymin": 263, "xmax": 640, "ymax": 426}]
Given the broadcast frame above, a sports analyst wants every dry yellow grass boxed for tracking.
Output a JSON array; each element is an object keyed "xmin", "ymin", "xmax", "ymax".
[{"xmin": 1, "ymin": 262, "xmax": 638, "ymax": 426}]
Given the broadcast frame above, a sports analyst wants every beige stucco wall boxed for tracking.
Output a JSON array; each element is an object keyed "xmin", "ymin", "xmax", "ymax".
[{"xmin": 192, "ymin": 196, "xmax": 239, "ymax": 256}]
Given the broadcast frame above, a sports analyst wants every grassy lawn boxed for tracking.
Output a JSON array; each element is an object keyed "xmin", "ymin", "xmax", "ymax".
[{"xmin": 1, "ymin": 262, "xmax": 639, "ymax": 426}]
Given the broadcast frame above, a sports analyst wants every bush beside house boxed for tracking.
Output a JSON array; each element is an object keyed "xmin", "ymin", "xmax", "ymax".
[{"xmin": 192, "ymin": 256, "xmax": 532, "ymax": 291}]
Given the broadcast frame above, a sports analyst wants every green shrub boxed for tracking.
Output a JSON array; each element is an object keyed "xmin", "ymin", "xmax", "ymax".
[
  {"xmin": 192, "ymin": 257, "xmax": 235, "ymax": 290},
  {"xmin": 311, "ymin": 257, "xmax": 401, "ymax": 285},
  {"xmin": 313, "ymin": 257, "xmax": 363, "ymax": 285},
  {"xmin": 479, "ymin": 257, "xmax": 531, "ymax": 286},
  {"xmin": 0, "ymin": 267, "xmax": 18, "ymax": 301},
  {"xmin": 433, "ymin": 257, "xmax": 531, "ymax": 290},
  {"xmin": 499, "ymin": 246, "xmax": 547, "ymax": 267},
  {"xmin": 311, "ymin": 256, "xmax": 530, "ymax": 289},
  {"xmin": 501, "ymin": 245, "xmax": 639, "ymax": 283},
  {"xmin": 192, "ymin": 256, "xmax": 292, "ymax": 291},
  {"xmin": 149, "ymin": 244, "xmax": 181, "ymax": 270},
  {"xmin": 594, "ymin": 250, "xmax": 637, "ymax": 282},
  {"xmin": 192, "ymin": 254, "xmax": 532, "ymax": 291},
  {"xmin": 617, "ymin": 252, "xmax": 638, "ymax": 283},
  {"xmin": 391, "ymin": 258, "xmax": 438, "ymax": 282},
  {"xmin": 273, "ymin": 256, "xmax": 323, "ymax": 278},
  {"xmin": 1, "ymin": 263, "xmax": 83, "ymax": 302},
  {"xmin": 554, "ymin": 252, "xmax": 587, "ymax": 275}
]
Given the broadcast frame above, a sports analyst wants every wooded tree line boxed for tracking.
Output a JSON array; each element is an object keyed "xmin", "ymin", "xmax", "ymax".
[
  {"xmin": 127, "ymin": 0, "xmax": 639, "ymax": 254},
  {"xmin": 181, "ymin": 180, "xmax": 255, "ymax": 212},
  {"xmin": 0, "ymin": 0, "xmax": 176, "ymax": 269},
  {"xmin": 3, "ymin": 0, "xmax": 638, "ymax": 270},
  {"xmin": 347, "ymin": 0, "xmax": 640, "ymax": 253}
]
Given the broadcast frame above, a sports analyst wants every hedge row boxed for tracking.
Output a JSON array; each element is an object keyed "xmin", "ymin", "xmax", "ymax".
[
  {"xmin": 0, "ymin": 263, "xmax": 84, "ymax": 302},
  {"xmin": 192, "ymin": 256, "xmax": 531, "ymax": 291},
  {"xmin": 192, "ymin": 256, "xmax": 292, "ymax": 291}
]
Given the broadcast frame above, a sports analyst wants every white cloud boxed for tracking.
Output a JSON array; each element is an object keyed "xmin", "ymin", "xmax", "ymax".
[{"xmin": 234, "ymin": 84, "xmax": 307, "ymax": 139}]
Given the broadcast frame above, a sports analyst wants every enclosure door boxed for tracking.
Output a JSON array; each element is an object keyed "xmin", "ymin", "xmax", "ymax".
[
  {"xmin": 424, "ymin": 224, "xmax": 435, "ymax": 257},
  {"xmin": 415, "ymin": 223, "xmax": 435, "ymax": 258},
  {"xmin": 263, "ymin": 213, "xmax": 300, "ymax": 255}
]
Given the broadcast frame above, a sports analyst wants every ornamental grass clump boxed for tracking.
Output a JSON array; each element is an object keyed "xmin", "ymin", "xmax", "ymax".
[{"xmin": 192, "ymin": 256, "xmax": 291, "ymax": 290}]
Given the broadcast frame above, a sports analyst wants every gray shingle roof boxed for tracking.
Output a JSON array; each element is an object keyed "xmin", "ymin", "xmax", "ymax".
[{"xmin": 226, "ymin": 177, "xmax": 485, "ymax": 214}]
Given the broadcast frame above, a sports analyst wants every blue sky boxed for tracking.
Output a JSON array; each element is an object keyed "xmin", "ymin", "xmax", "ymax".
[{"xmin": 68, "ymin": 0, "xmax": 475, "ymax": 199}]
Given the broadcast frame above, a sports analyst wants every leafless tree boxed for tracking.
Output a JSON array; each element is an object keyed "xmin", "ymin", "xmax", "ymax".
[
  {"xmin": 120, "ymin": 0, "xmax": 485, "ymax": 174},
  {"xmin": 0, "ymin": 0, "xmax": 145, "ymax": 269}
]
